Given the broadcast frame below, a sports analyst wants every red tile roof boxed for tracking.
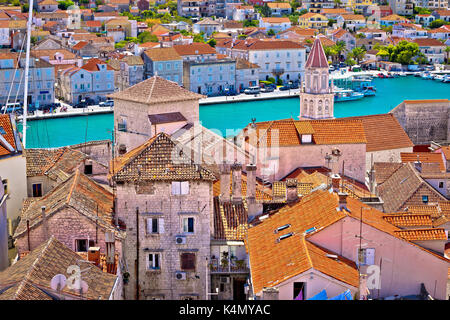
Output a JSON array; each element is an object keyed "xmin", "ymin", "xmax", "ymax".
[
  {"xmin": 0, "ymin": 114, "xmax": 18, "ymax": 156},
  {"xmin": 400, "ymin": 152, "xmax": 445, "ymax": 172},
  {"xmin": 81, "ymin": 58, "xmax": 114, "ymax": 71}
]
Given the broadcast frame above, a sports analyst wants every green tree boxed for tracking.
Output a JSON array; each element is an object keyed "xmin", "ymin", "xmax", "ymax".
[
  {"xmin": 95, "ymin": 0, "xmax": 104, "ymax": 5},
  {"xmin": 137, "ymin": 31, "xmax": 158, "ymax": 43},
  {"xmin": 267, "ymin": 29, "xmax": 275, "ymax": 36},
  {"xmin": 58, "ymin": 0, "xmax": 74, "ymax": 10},
  {"xmin": 207, "ymin": 38, "xmax": 216, "ymax": 48},
  {"xmin": 429, "ymin": 19, "xmax": 449, "ymax": 29},
  {"xmin": 350, "ymin": 46, "xmax": 366, "ymax": 64},
  {"xmin": 160, "ymin": 12, "xmax": 173, "ymax": 24},
  {"xmin": 328, "ymin": 19, "xmax": 336, "ymax": 27},
  {"xmin": 445, "ymin": 46, "xmax": 450, "ymax": 64},
  {"xmin": 21, "ymin": 3, "xmax": 29, "ymax": 12},
  {"xmin": 388, "ymin": 41, "xmax": 422, "ymax": 65},
  {"xmin": 243, "ymin": 20, "xmax": 259, "ymax": 28},
  {"xmin": 193, "ymin": 33, "xmax": 205, "ymax": 43},
  {"xmin": 289, "ymin": 13, "xmax": 300, "ymax": 25},
  {"xmin": 414, "ymin": 7, "xmax": 431, "ymax": 15},
  {"xmin": 238, "ymin": 34, "xmax": 248, "ymax": 40},
  {"xmin": 261, "ymin": 3, "xmax": 271, "ymax": 17},
  {"xmin": 299, "ymin": 9, "xmax": 307, "ymax": 15}
]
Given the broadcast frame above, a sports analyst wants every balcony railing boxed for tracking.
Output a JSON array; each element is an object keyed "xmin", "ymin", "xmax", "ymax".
[
  {"xmin": 272, "ymin": 68, "xmax": 285, "ymax": 75},
  {"xmin": 118, "ymin": 123, "xmax": 127, "ymax": 132},
  {"xmin": 209, "ymin": 259, "xmax": 249, "ymax": 273}
]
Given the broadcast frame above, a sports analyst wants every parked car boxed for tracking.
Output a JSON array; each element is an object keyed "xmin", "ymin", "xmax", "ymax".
[
  {"xmin": 99, "ymin": 100, "xmax": 114, "ymax": 107},
  {"xmin": 261, "ymin": 86, "xmax": 274, "ymax": 93},
  {"xmin": 279, "ymin": 85, "xmax": 290, "ymax": 91},
  {"xmin": 244, "ymin": 86, "xmax": 260, "ymax": 94}
]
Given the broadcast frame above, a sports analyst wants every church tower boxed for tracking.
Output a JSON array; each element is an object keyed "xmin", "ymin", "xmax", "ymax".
[{"xmin": 299, "ymin": 37, "xmax": 334, "ymax": 120}]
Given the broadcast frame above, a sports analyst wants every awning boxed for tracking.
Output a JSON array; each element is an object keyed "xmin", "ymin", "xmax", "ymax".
[
  {"xmin": 307, "ymin": 289, "xmax": 328, "ymax": 300},
  {"xmin": 328, "ymin": 289, "xmax": 353, "ymax": 300}
]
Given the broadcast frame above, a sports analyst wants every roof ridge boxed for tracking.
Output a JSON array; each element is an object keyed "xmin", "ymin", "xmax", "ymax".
[
  {"xmin": 67, "ymin": 169, "xmax": 81, "ymax": 203},
  {"xmin": 14, "ymin": 237, "xmax": 56, "ymax": 299},
  {"xmin": 146, "ymin": 76, "xmax": 157, "ymax": 104},
  {"xmin": 301, "ymin": 236, "xmax": 314, "ymax": 270}
]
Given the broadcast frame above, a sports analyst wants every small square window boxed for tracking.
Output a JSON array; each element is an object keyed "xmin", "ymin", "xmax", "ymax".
[
  {"xmin": 76, "ymin": 239, "xmax": 88, "ymax": 252},
  {"xmin": 422, "ymin": 195, "xmax": 429, "ymax": 204},
  {"xmin": 147, "ymin": 253, "xmax": 160, "ymax": 270},
  {"xmin": 180, "ymin": 252, "xmax": 195, "ymax": 271},
  {"xmin": 439, "ymin": 182, "xmax": 444, "ymax": 188},
  {"xmin": 183, "ymin": 217, "xmax": 194, "ymax": 233},
  {"xmin": 32, "ymin": 183, "xmax": 42, "ymax": 197}
]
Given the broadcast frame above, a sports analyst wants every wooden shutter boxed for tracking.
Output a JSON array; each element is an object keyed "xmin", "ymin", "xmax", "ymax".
[
  {"xmin": 146, "ymin": 219, "xmax": 152, "ymax": 234},
  {"xmin": 181, "ymin": 181, "xmax": 189, "ymax": 195},
  {"xmin": 172, "ymin": 181, "xmax": 181, "ymax": 195},
  {"xmin": 181, "ymin": 253, "xmax": 196, "ymax": 271},
  {"xmin": 159, "ymin": 218, "xmax": 165, "ymax": 234},
  {"xmin": 365, "ymin": 248, "xmax": 375, "ymax": 265}
]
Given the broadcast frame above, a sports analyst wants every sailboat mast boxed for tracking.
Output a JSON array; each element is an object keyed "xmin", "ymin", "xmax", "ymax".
[{"xmin": 22, "ymin": 0, "xmax": 34, "ymax": 149}]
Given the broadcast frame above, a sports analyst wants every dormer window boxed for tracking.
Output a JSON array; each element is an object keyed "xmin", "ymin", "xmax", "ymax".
[{"xmin": 301, "ymin": 134, "xmax": 312, "ymax": 144}]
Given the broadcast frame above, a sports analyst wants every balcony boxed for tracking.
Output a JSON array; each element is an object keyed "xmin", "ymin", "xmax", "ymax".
[
  {"xmin": 272, "ymin": 68, "xmax": 285, "ymax": 76},
  {"xmin": 209, "ymin": 258, "xmax": 249, "ymax": 274}
]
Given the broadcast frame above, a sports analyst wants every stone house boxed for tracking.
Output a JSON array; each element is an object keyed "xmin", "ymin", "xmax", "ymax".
[
  {"xmin": 183, "ymin": 56, "xmax": 237, "ymax": 96},
  {"xmin": 59, "ymin": 58, "xmax": 115, "ymax": 104},
  {"xmin": 258, "ymin": 17, "xmax": 292, "ymax": 33},
  {"xmin": 0, "ymin": 236, "xmax": 122, "ymax": 300},
  {"xmin": 109, "ymin": 132, "xmax": 216, "ymax": 300},
  {"xmin": 108, "ymin": 55, "xmax": 144, "ymax": 91},
  {"xmin": 339, "ymin": 114, "xmax": 414, "ymax": 172},
  {"xmin": 109, "ymin": 76, "xmax": 203, "ymax": 155},
  {"xmin": 235, "ymin": 58, "xmax": 259, "ymax": 93},
  {"xmin": 413, "ymin": 38, "xmax": 447, "ymax": 64},
  {"xmin": 192, "ymin": 18, "xmax": 220, "ymax": 37},
  {"xmin": 390, "ymin": 99, "xmax": 450, "ymax": 145},
  {"xmin": 68, "ymin": 140, "xmax": 113, "ymax": 167},
  {"xmin": 297, "ymin": 13, "xmax": 328, "ymax": 33},
  {"xmin": 37, "ymin": 0, "xmax": 59, "ymax": 13},
  {"xmin": 374, "ymin": 162, "xmax": 448, "ymax": 212},
  {"xmin": 25, "ymin": 147, "xmax": 109, "ymax": 198},
  {"xmin": 224, "ymin": 39, "xmax": 306, "ymax": 84},
  {"xmin": 328, "ymin": 28, "xmax": 356, "ymax": 53},
  {"xmin": 141, "ymin": 47, "xmax": 183, "ymax": 84},
  {"xmin": 13, "ymin": 171, "xmax": 124, "ymax": 264},
  {"xmin": 336, "ymin": 14, "xmax": 366, "ymax": 31},
  {"xmin": 237, "ymin": 118, "xmax": 368, "ymax": 184},
  {"xmin": 173, "ymin": 42, "xmax": 218, "ymax": 62},
  {"xmin": 267, "ymin": 3, "xmax": 292, "ymax": 16}
]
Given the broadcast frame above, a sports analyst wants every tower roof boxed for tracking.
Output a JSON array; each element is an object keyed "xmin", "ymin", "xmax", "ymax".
[{"xmin": 305, "ymin": 37, "xmax": 328, "ymax": 69}]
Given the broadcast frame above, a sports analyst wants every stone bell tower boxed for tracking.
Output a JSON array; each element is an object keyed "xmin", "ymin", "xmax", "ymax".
[{"xmin": 299, "ymin": 37, "xmax": 334, "ymax": 120}]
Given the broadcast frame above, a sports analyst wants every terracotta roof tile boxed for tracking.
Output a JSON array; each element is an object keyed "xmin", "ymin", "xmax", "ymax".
[
  {"xmin": 383, "ymin": 213, "xmax": 433, "ymax": 228},
  {"xmin": 340, "ymin": 114, "xmax": 413, "ymax": 152},
  {"xmin": 212, "ymin": 171, "xmax": 272, "ymax": 202},
  {"xmin": 406, "ymin": 204, "xmax": 441, "ymax": 218},
  {"xmin": 173, "ymin": 42, "xmax": 216, "ymax": 56},
  {"xmin": 110, "ymin": 133, "xmax": 216, "ymax": 182},
  {"xmin": 0, "ymin": 114, "xmax": 18, "ymax": 156},
  {"xmin": 108, "ymin": 75, "xmax": 203, "ymax": 104},
  {"xmin": 373, "ymin": 162, "xmax": 403, "ymax": 185},
  {"xmin": 0, "ymin": 237, "xmax": 117, "ymax": 300},
  {"xmin": 395, "ymin": 228, "xmax": 447, "ymax": 241},
  {"xmin": 213, "ymin": 197, "xmax": 248, "ymax": 241},
  {"xmin": 400, "ymin": 152, "xmax": 445, "ymax": 172},
  {"xmin": 14, "ymin": 170, "xmax": 120, "ymax": 239},
  {"xmin": 143, "ymin": 47, "xmax": 182, "ymax": 61}
]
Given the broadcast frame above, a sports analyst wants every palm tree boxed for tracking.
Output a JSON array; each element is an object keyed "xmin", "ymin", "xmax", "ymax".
[{"xmin": 351, "ymin": 47, "xmax": 366, "ymax": 64}]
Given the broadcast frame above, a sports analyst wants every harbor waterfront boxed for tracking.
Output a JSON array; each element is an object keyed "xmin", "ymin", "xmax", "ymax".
[{"xmin": 20, "ymin": 76, "xmax": 450, "ymax": 148}]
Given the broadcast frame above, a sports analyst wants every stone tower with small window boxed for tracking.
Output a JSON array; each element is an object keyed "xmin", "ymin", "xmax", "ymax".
[
  {"xmin": 110, "ymin": 132, "xmax": 216, "ymax": 300},
  {"xmin": 299, "ymin": 38, "xmax": 334, "ymax": 120}
]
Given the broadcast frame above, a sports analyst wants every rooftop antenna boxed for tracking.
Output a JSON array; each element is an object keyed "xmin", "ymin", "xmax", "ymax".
[{"xmin": 22, "ymin": 0, "xmax": 34, "ymax": 149}]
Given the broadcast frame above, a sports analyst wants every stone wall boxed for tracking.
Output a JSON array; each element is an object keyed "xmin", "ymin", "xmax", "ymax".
[
  {"xmin": 253, "ymin": 143, "xmax": 366, "ymax": 183},
  {"xmin": 115, "ymin": 180, "xmax": 213, "ymax": 300},
  {"xmin": 15, "ymin": 206, "xmax": 122, "ymax": 256},
  {"xmin": 390, "ymin": 100, "xmax": 450, "ymax": 145},
  {"xmin": 71, "ymin": 141, "xmax": 112, "ymax": 167},
  {"xmin": 113, "ymin": 98, "xmax": 200, "ymax": 154},
  {"xmin": 366, "ymin": 146, "xmax": 413, "ymax": 172}
]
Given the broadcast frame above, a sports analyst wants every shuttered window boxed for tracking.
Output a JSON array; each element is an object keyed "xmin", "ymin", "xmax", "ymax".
[{"xmin": 180, "ymin": 252, "xmax": 196, "ymax": 271}]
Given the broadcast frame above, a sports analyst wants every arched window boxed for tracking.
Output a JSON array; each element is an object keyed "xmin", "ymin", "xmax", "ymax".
[
  {"xmin": 303, "ymin": 99, "xmax": 308, "ymax": 115},
  {"xmin": 318, "ymin": 100, "xmax": 323, "ymax": 114}
]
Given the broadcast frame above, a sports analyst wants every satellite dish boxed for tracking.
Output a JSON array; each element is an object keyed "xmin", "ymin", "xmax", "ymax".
[
  {"xmin": 80, "ymin": 280, "xmax": 89, "ymax": 295},
  {"xmin": 50, "ymin": 274, "xmax": 67, "ymax": 291}
]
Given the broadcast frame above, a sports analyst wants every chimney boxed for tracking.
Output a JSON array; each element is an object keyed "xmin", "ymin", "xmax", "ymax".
[
  {"xmin": 286, "ymin": 178, "xmax": 298, "ymax": 203},
  {"xmin": 246, "ymin": 164, "xmax": 256, "ymax": 201},
  {"xmin": 219, "ymin": 163, "xmax": 231, "ymax": 202},
  {"xmin": 338, "ymin": 192, "xmax": 348, "ymax": 211},
  {"xmin": 88, "ymin": 246, "xmax": 101, "ymax": 267},
  {"xmin": 41, "ymin": 206, "xmax": 49, "ymax": 240},
  {"xmin": 331, "ymin": 173, "xmax": 341, "ymax": 193},
  {"xmin": 231, "ymin": 163, "xmax": 242, "ymax": 203},
  {"xmin": 414, "ymin": 161, "xmax": 422, "ymax": 172},
  {"xmin": 262, "ymin": 287, "xmax": 279, "ymax": 300}
]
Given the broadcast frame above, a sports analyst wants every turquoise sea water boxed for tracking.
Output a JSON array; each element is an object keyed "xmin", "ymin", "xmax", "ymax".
[{"xmin": 21, "ymin": 77, "xmax": 450, "ymax": 148}]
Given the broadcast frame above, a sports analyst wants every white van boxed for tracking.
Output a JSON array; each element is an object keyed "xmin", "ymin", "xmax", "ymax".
[{"xmin": 244, "ymin": 86, "xmax": 260, "ymax": 94}]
